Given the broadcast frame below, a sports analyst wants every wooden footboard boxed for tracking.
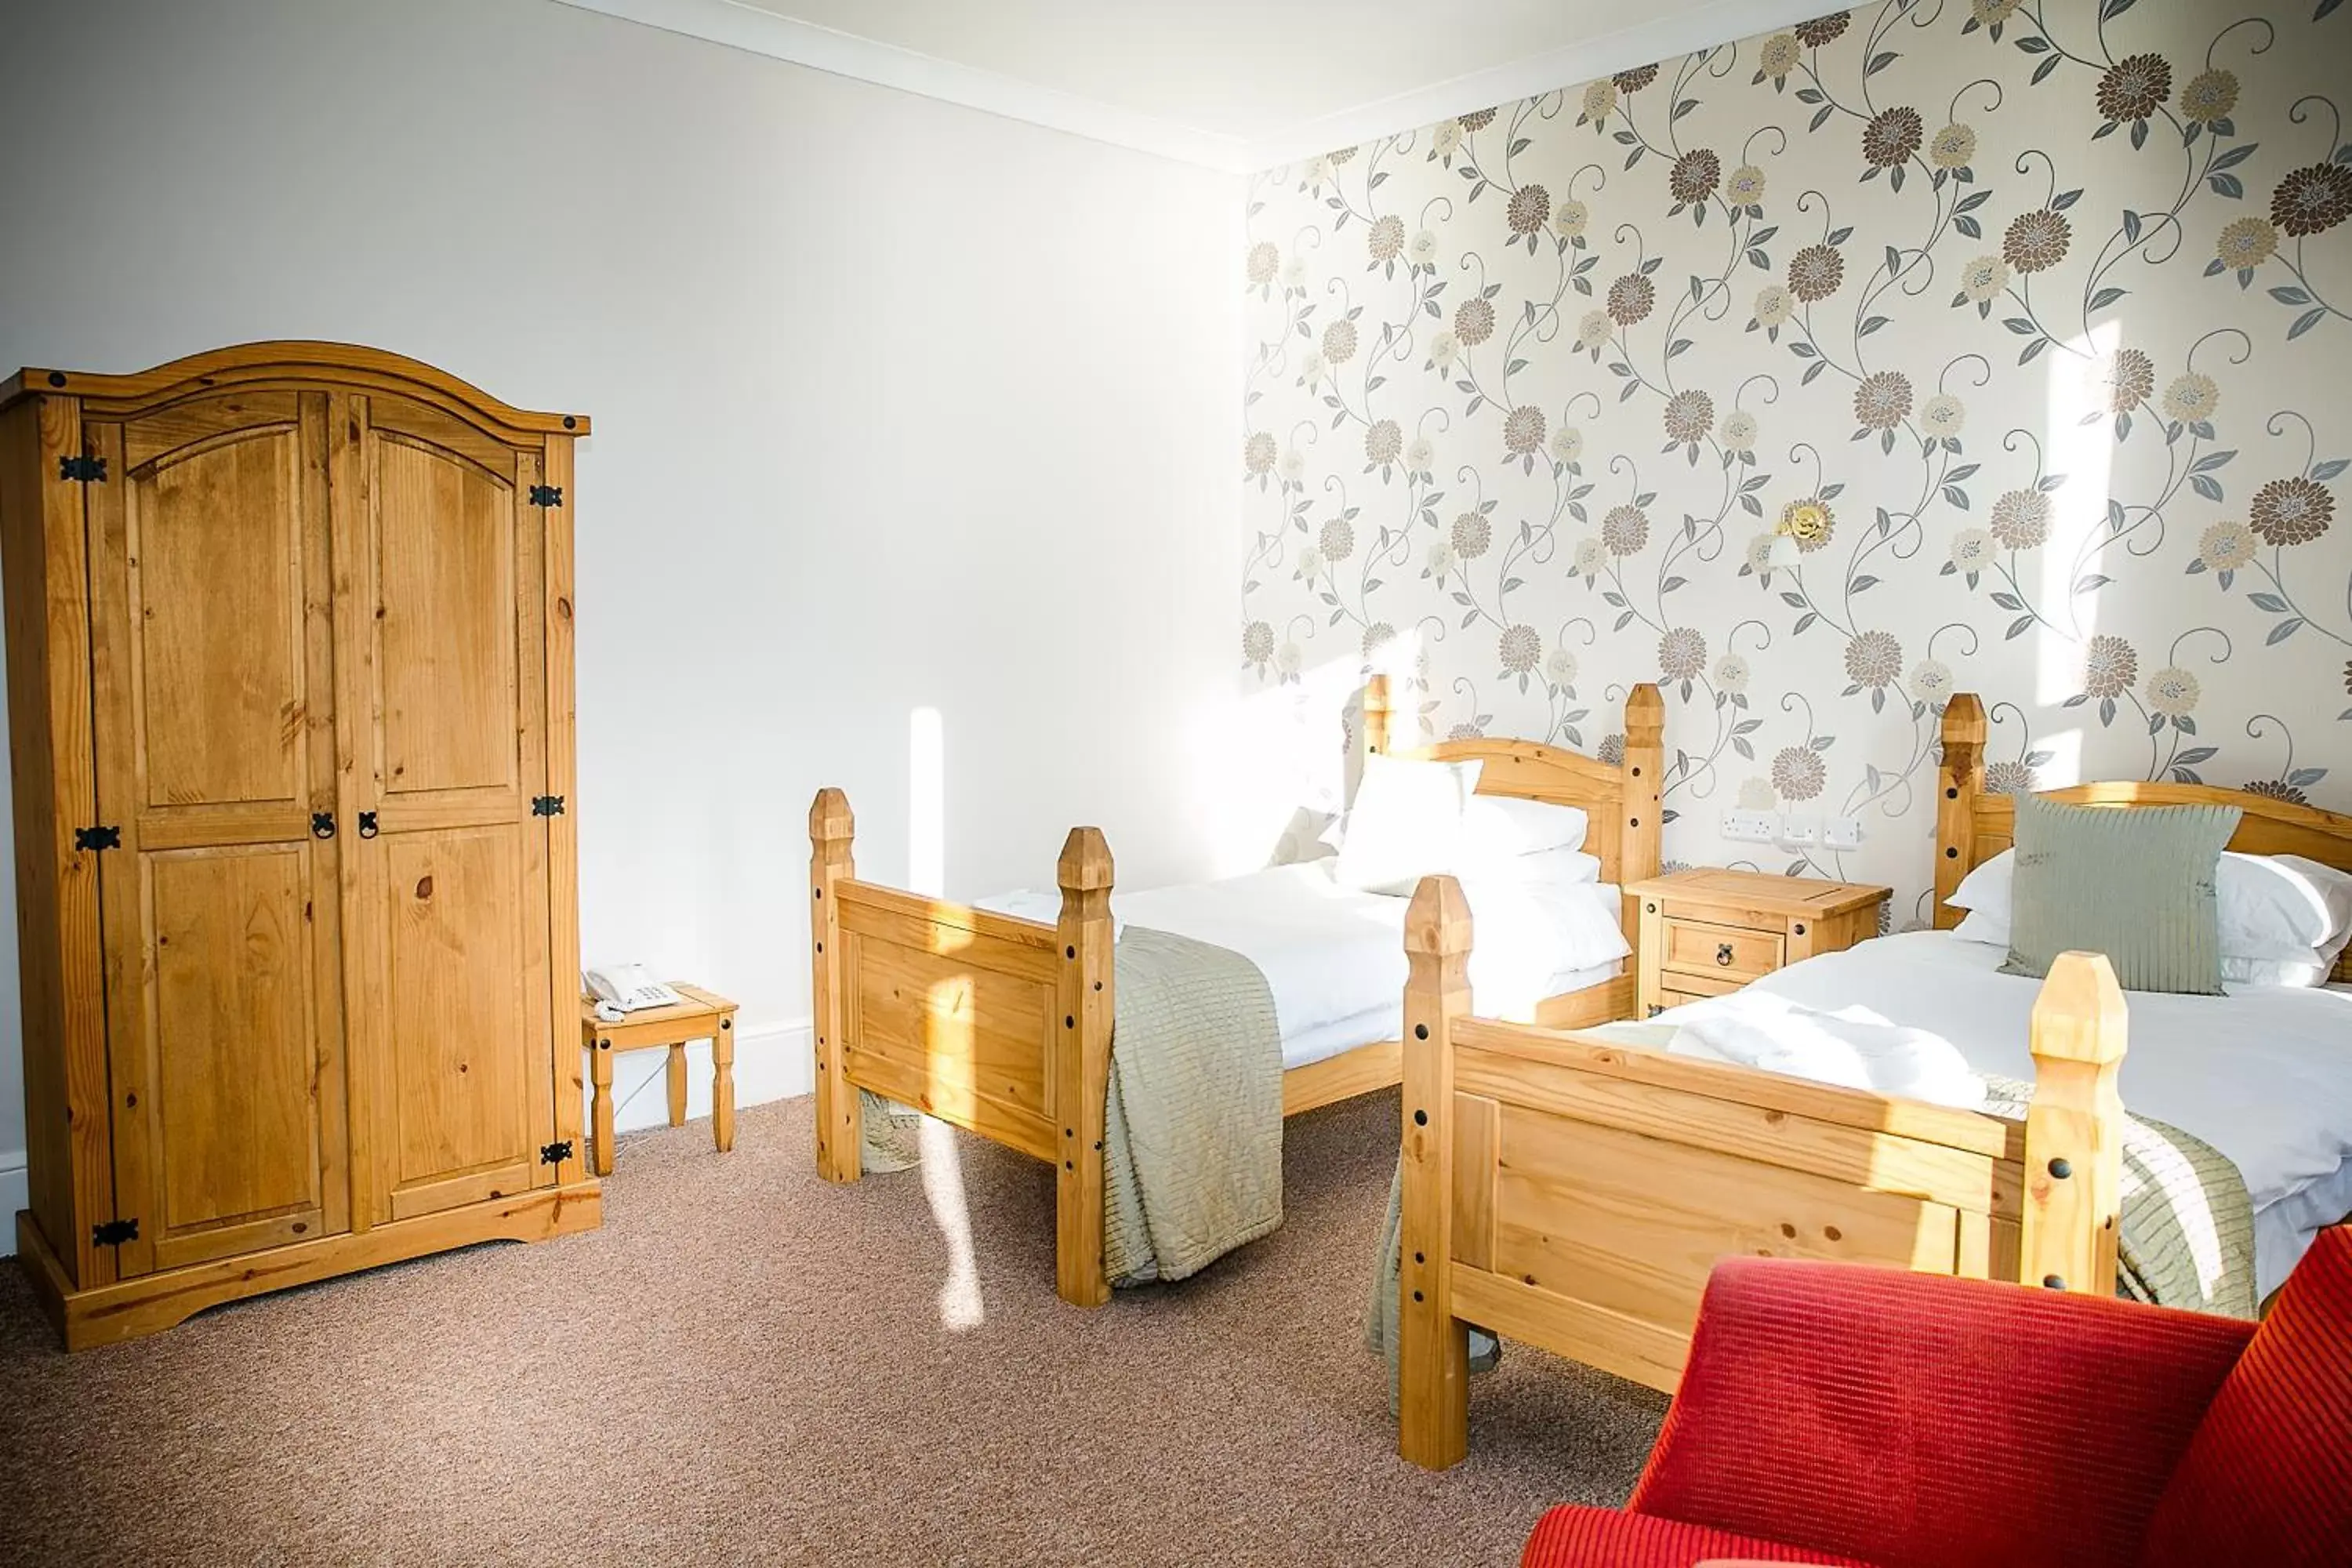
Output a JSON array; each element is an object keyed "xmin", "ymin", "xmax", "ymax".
[
  {"xmin": 1396, "ymin": 874, "xmax": 2128, "ymax": 1469},
  {"xmin": 810, "ymin": 789, "xmax": 1116, "ymax": 1306}
]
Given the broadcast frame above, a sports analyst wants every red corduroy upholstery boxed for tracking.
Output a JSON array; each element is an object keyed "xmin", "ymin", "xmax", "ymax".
[
  {"xmin": 1517, "ymin": 1504, "xmax": 1877, "ymax": 1568},
  {"xmin": 1624, "ymin": 1258, "xmax": 2252, "ymax": 1568},
  {"xmin": 2139, "ymin": 1225, "xmax": 2352, "ymax": 1568},
  {"xmin": 1524, "ymin": 1231, "xmax": 2352, "ymax": 1568}
]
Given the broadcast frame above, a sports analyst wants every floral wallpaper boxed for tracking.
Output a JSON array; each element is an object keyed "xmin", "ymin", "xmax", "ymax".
[{"xmin": 1240, "ymin": 0, "xmax": 2352, "ymax": 922}]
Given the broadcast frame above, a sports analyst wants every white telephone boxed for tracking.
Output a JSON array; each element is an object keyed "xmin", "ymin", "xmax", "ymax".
[{"xmin": 583, "ymin": 963, "xmax": 683, "ymax": 1014}]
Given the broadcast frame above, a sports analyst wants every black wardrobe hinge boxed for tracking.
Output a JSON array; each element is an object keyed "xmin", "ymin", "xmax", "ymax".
[
  {"xmin": 528, "ymin": 484, "xmax": 563, "ymax": 508},
  {"xmin": 92, "ymin": 1217, "xmax": 138, "ymax": 1246},
  {"xmin": 74, "ymin": 824, "xmax": 122, "ymax": 852},
  {"xmin": 532, "ymin": 795, "xmax": 566, "ymax": 817},
  {"xmin": 539, "ymin": 1140, "xmax": 574, "ymax": 1165},
  {"xmin": 58, "ymin": 455, "xmax": 107, "ymax": 483}
]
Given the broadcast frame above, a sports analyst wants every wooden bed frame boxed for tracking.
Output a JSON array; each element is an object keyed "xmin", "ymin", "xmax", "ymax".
[
  {"xmin": 1398, "ymin": 691, "xmax": 2352, "ymax": 1468},
  {"xmin": 809, "ymin": 677, "xmax": 1664, "ymax": 1308}
]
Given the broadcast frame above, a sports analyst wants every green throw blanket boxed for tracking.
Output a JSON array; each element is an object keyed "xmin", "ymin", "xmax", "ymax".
[
  {"xmin": 857, "ymin": 925, "xmax": 1287, "ymax": 1287},
  {"xmin": 1365, "ymin": 1056, "xmax": 2257, "ymax": 1394}
]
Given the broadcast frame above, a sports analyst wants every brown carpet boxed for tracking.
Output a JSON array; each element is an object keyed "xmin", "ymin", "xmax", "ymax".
[{"xmin": 0, "ymin": 1089, "xmax": 1666, "ymax": 1566}]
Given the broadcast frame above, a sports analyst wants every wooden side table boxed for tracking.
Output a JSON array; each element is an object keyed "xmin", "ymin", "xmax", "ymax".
[
  {"xmin": 579, "ymin": 984, "xmax": 739, "ymax": 1175},
  {"xmin": 1628, "ymin": 868, "xmax": 1890, "ymax": 1018}
]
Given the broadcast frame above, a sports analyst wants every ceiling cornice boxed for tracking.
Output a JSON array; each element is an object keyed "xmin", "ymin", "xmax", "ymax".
[{"xmin": 548, "ymin": 0, "xmax": 1843, "ymax": 176}]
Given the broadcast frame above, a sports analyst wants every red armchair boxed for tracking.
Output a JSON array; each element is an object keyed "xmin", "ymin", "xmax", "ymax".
[{"xmin": 1523, "ymin": 1224, "xmax": 2352, "ymax": 1568}]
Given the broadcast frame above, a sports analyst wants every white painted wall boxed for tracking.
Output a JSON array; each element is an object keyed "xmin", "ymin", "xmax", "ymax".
[{"xmin": 0, "ymin": 0, "xmax": 1255, "ymax": 1237}]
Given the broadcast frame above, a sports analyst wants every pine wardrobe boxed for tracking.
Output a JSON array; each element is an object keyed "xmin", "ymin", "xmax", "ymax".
[{"xmin": 0, "ymin": 343, "xmax": 598, "ymax": 1348}]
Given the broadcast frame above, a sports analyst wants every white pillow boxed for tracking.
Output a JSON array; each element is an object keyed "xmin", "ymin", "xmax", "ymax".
[
  {"xmin": 1334, "ymin": 754, "xmax": 1484, "ymax": 895},
  {"xmin": 1462, "ymin": 795, "xmax": 1591, "ymax": 859},
  {"xmin": 1947, "ymin": 848, "xmax": 2352, "ymax": 982},
  {"xmin": 1483, "ymin": 845, "xmax": 1602, "ymax": 887}
]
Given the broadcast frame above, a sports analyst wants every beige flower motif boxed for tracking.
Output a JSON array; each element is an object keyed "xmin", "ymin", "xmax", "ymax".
[
  {"xmin": 1305, "ymin": 156, "xmax": 1337, "ymax": 189},
  {"xmin": 1745, "ymin": 533, "xmax": 1781, "ymax": 575},
  {"xmin": 1246, "ymin": 241, "xmax": 1279, "ymax": 287},
  {"xmin": 1508, "ymin": 184, "xmax": 1552, "ymax": 237},
  {"xmin": 1552, "ymin": 197, "xmax": 1590, "ymax": 238},
  {"xmin": 1276, "ymin": 641, "xmax": 1303, "ymax": 677},
  {"xmin": 2250, "ymin": 476, "xmax": 2334, "ymax": 546},
  {"xmin": 2198, "ymin": 519, "xmax": 2257, "ymax": 571},
  {"xmin": 1322, "ymin": 318, "xmax": 1358, "ymax": 365},
  {"xmin": 1456, "ymin": 296, "xmax": 1497, "ymax": 346},
  {"xmin": 1664, "ymin": 389, "xmax": 1715, "ymax": 445},
  {"xmin": 1316, "ymin": 519, "xmax": 1353, "ymax": 563},
  {"xmin": 1959, "ymin": 255, "xmax": 2010, "ymax": 303},
  {"xmin": 1499, "ymin": 625, "xmax": 1542, "ymax": 675},
  {"xmin": 1657, "ymin": 626, "xmax": 1708, "ymax": 681},
  {"xmin": 1364, "ymin": 419, "xmax": 1403, "ymax": 468},
  {"xmin": 1853, "ymin": 370, "xmax": 1913, "ymax": 431},
  {"xmin": 1550, "ymin": 426, "xmax": 1585, "ymax": 464},
  {"xmin": 1244, "ymin": 431, "xmax": 1276, "ymax": 475},
  {"xmin": 1973, "ymin": 0, "xmax": 2022, "ymax": 21},
  {"xmin": 2082, "ymin": 635, "xmax": 2138, "ymax": 700},
  {"xmin": 1425, "ymin": 540, "xmax": 1456, "ymax": 577},
  {"xmin": 1921, "ymin": 394, "xmax": 1967, "ymax": 438},
  {"xmin": 1788, "ymin": 244, "xmax": 1845, "ymax": 302},
  {"xmin": 1573, "ymin": 536, "xmax": 1608, "ymax": 576},
  {"xmin": 1721, "ymin": 409, "xmax": 1759, "ymax": 452},
  {"xmin": 1754, "ymin": 283, "xmax": 1796, "ymax": 327},
  {"xmin": 1608, "ymin": 272, "xmax": 1657, "ymax": 325},
  {"xmin": 1577, "ymin": 308, "xmax": 1616, "ymax": 349},
  {"xmin": 1602, "ymin": 503, "xmax": 1651, "ymax": 556},
  {"xmin": 1581, "ymin": 80, "xmax": 1617, "ymax": 124},
  {"xmin": 1407, "ymin": 228, "xmax": 1439, "ymax": 267},
  {"xmin": 1989, "ymin": 488, "xmax": 2050, "ymax": 550},
  {"xmin": 1759, "ymin": 32, "xmax": 1802, "ymax": 78},
  {"xmin": 1846, "ymin": 630, "xmax": 1903, "ymax": 688},
  {"xmin": 2180, "ymin": 68, "xmax": 2238, "ymax": 125},
  {"xmin": 2100, "ymin": 348, "xmax": 2155, "ymax": 413},
  {"xmin": 1714, "ymin": 653, "xmax": 1751, "ymax": 694},
  {"xmin": 2216, "ymin": 216, "xmax": 2279, "ymax": 270},
  {"xmin": 1772, "ymin": 745, "xmax": 1827, "ymax": 801},
  {"xmin": 2145, "ymin": 666, "xmax": 2200, "ymax": 719},
  {"xmin": 1427, "ymin": 328, "xmax": 1461, "ymax": 369},
  {"xmin": 1929, "ymin": 123, "xmax": 1976, "ymax": 169},
  {"xmin": 1546, "ymin": 648, "xmax": 1580, "ymax": 687},
  {"xmin": 1726, "ymin": 165, "xmax": 1767, "ymax": 205},
  {"xmin": 1405, "ymin": 435, "xmax": 1436, "ymax": 473},
  {"xmin": 1279, "ymin": 445, "xmax": 1307, "ymax": 484},
  {"xmin": 1503, "ymin": 405, "xmax": 1548, "ymax": 456},
  {"xmin": 1948, "ymin": 528, "xmax": 1996, "ymax": 570},
  {"xmin": 1281, "ymin": 252, "xmax": 1308, "ymax": 289},
  {"xmin": 1243, "ymin": 620, "xmax": 1275, "ymax": 665},
  {"xmin": 2162, "ymin": 373, "xmax": 2219, "ymax": 424},
  {"xmin": 1737, "ymin": 775, "xmax": 1778, "ymax": 811},
  {"xmin": 1294, "ymin": 545, "xmax": 1324, "ymax": 581},
  {"xmin": 1431, "ymin": 118, "xmax": 1465, "ymax": 158},
  {"xmin": 1298, "ymin": 349, "xmax": 1327, "ymax": 387},
  {"xmin": 1453, "ymin": 512, "xmax": 1492, "ymax": 558},
  {"xmin": 1367, "ymin": 213, "xmax": 1406, "ymax": 262},
  {"xmin": 1911, "ymin": 659, "xmax": 1955, "ymax": 701},
  {"xmin": 2004, "ymin": 209, "xmax": 2071, "ymax": 274}
]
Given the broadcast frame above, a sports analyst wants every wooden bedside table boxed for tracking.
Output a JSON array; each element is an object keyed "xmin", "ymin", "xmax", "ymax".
[
  {"xmin": 1628, "ymin": 869, "xmax": 1890, "ymax": 1018},
  {"xmin": 579, "ymin": 984, "xmax": 739, "ymax": 1175}
]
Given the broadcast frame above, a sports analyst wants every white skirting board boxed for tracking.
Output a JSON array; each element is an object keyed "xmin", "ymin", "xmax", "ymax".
[{"xmin": 0, "ymin": 1021, "xmax": 814, "ymax": 1258}]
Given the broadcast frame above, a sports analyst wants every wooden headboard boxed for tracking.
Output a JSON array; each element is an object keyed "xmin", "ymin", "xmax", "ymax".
[
  {"xmin": 1936, "ymin": 691, "xmax": 2352, "ymax": 980},
  {"xmin": 1365, "ymin": 674, "xmax": 1664, "ymax": 931}
]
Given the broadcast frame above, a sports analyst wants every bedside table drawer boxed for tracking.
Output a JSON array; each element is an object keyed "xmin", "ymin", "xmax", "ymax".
[
  {"xmin": 1661, "ymin": 918, "xmax": 1784, "ymax": 982},
  {"xmin": 1650, "ymin": 969, "xmax": 1743, "ymax": 1017}
]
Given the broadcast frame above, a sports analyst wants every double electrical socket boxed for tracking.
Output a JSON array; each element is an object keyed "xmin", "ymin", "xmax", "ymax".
[{"xmin": 1722, "ymin": 809, "xmax": 1864, "ymax": 851}]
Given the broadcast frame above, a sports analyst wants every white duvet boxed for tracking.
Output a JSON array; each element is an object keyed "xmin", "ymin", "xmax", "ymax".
[
  {"xmin": 978, "ymin": 861, "xmax": 1629, "ymax": 1072},
  {"xmin": 1654, "ymin": 931, "xmax": 2352, "ymax": 1296}
]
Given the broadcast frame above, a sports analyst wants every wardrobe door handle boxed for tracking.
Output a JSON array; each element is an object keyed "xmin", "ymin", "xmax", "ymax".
[
  {"xmin": 358, "ymin": 811, "xmax": 379, "ymax": 839},
  {"xmin": 1715, "ymin": 942, "xmax": 1735, "ymax": 967},
  {"xmin": 311, "ymin": 812, "xmax": 336, "ymax": 840}
]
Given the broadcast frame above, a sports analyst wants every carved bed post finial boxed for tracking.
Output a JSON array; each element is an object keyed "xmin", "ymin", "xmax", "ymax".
[
  {"xmin": 1936, "ymin": 693, "xmax": 1988, "ymax": 928},
  {"xmin": 2021, "ymin": 951, "xmax": 2128, "ymax": 1299},
  {"xmin": 1364, "ymin": 672, "xmax": 1392, "ymax": 757},
  {"xmin": 1399, "ymin": 873, "xmax": 1474, "ymax": 1471},
  {"xmin": 809, "ymin": 788, "xmax": 859, "ymax": 1184},
  {"xmin": 1054, "ymin": 826, "xmax": 1116, "ymax": 1308}
]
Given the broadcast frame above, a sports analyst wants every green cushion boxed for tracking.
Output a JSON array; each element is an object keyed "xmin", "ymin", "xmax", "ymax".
[{"xmin": 1999, "ymin": 793, "xmax": 2241, "ymax": 995}]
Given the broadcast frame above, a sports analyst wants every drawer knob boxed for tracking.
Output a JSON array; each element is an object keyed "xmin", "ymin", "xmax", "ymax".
[
  {"xmin": 1646, "ymin": 1004, "xmax": 1663, "ymax": 1018},
  {"xmin": 1716, "ymin": 942, "xmax": 1736, "ymax": 966}
]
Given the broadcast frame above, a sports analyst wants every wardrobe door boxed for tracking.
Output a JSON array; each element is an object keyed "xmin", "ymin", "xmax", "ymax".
[
  {"xmin": 86, "ymin": 392, "xmax": 350, "ymax": 1276},
  {"xmin": 336, "ymin": 394, "xmax": 557, "ymax": 1224}
]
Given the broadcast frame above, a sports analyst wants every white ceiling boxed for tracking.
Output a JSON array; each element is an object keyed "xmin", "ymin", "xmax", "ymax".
[{"xmin": 550, "ymin": 0, "xmax": 1828, "ymax": 171}]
